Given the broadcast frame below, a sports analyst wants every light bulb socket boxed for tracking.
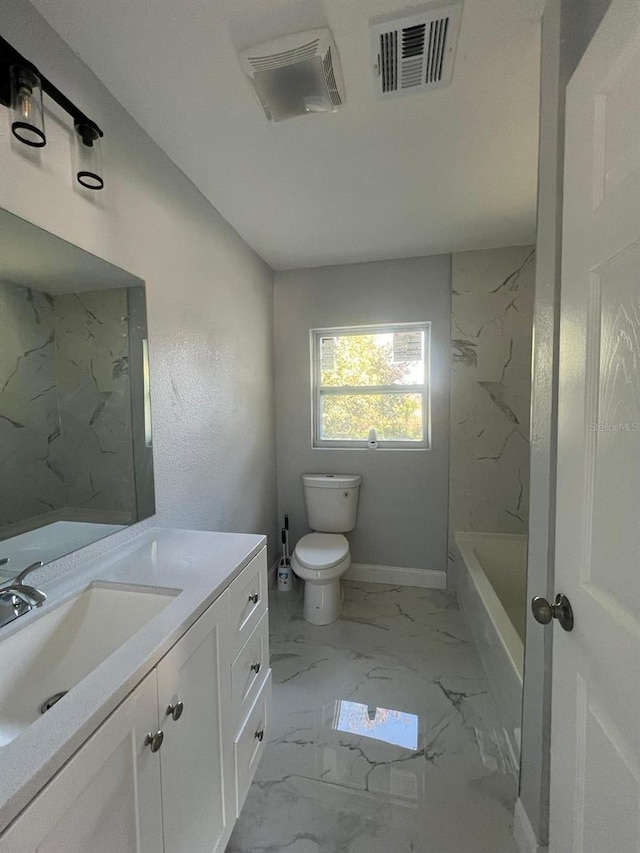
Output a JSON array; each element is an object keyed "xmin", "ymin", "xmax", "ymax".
[
  {"xmin": 76, "ymin": 121, "xmax": 101, "ymax": 147},
  {"xmin": 10, "ymin": 65, "xmax": 46, "ymax": 147}
]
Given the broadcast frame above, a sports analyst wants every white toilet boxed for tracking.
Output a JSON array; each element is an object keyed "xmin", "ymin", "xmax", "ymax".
[{"xmin": 291, "ymin": 474, "xmax": 361, "ymax": 625}]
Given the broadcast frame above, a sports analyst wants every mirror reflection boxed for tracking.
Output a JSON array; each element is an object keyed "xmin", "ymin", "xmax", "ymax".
[{"xmin": 0, "ymin": 210, "xmax": 155, "ymax": 574}]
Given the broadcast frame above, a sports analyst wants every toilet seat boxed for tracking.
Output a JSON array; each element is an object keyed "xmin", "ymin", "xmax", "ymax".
[{"xmin": 294, "ymin": 533, "xmax": 348, "ymax": 570}]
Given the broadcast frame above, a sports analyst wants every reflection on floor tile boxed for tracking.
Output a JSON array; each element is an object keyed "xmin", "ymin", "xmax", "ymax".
[
  {"xmin": 334, "ymin": 700, "xmax": 419, "ymax": 750},
  {"xmin": 227, "ymin": 581, "xmax": 518, "ymax": 853}
]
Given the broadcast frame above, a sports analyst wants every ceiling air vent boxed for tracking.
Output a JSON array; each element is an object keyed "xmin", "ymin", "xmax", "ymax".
[
  {"xmin": 238, "ymin": 29, "xmax": 345, "ymax": 123},
  {"xmin": 370, "ymin": 3, "xmax": 463, "ymax": 98}
]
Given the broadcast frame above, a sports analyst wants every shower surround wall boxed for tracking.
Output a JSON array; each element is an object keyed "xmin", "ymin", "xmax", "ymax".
[
  {"xmin": 0, "ymin": 281, "xmax": 136, "ymax": 531},
  {"xmin": 449, "ymin": 246, "xmax": 535, "ymax": 536},
  {"xmin": 0, "ymin": 282, "xmax": 65, "ymax": 526},
  {"xmin": 52, "ymin": 289, "xmax": 136, "ymax": 522}
]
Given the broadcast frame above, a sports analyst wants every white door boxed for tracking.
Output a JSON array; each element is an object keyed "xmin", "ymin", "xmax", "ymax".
[
  {"xmin": 551, "ymin": 1, "xmax": 640, "ymax": 851},
  {"xmin": 156, "ymin": 592, "xmax": 234, "ymax": 853},
  {"xmin": 0, "ymin": 671, "xmax": 163, "ymax": 853}
]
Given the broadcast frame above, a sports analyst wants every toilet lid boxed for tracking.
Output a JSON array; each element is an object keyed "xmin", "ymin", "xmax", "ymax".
[{"xmin": 295, "ymin": 533, "xmax": 349, "ymax": 570}]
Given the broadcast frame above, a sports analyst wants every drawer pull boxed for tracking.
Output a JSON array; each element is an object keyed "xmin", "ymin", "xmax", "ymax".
[
  {"xmin": 248, "ymin": 593, "xmax": 259, "ymax": 604},
  {"xmin": 250, "ymin": 662, "xmax": 261, "ymax": 674},
  {"xmin": 254, "ymin": 728, "xmax": 265, "ymax": 742},
  {"xmin": 145, "ymin": 730, "xmax": 164, "ymax": 753},
  {"xmin": 166, "ymin": 700, "xmax": 184, "ymax": 721}
]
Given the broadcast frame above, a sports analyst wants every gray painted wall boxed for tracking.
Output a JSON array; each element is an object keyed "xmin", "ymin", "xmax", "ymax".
[
  {"xmin": 274, "ymin": 256, "xmax": 451, "ymax": 572},
  {"xmin": 0, "ymin": 0, "xmax": 278, "ymax": 578},
  {"xmin": 519, "ymin": 0, "xmax": 613, "ymax": 843}
]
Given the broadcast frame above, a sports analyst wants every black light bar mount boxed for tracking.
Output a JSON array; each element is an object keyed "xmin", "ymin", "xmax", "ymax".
[{"xmin": 0, "ymin": 34, "xmax": 103, "ymax": 143}]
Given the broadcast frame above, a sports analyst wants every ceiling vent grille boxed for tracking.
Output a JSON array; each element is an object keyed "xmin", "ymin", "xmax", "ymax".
[
  {"xmin": 246, "ymin": 39, "xmax": 320, "ymax": 72},
  {"xmin": 323, "ymin": 47, "xmax": 343, "ymax": 106},
  {"xmin": 370, "ymin": 3, "xmax": 463, "ymax": 98},
  {"xmin": 239, "ymin": 29, "xmax": 345, "ymax": 122}
]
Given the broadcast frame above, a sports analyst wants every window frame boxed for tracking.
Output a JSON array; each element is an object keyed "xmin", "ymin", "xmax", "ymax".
[{"xmin": 311, "ymin": 321, "xmax": 431, "ymax": 450}]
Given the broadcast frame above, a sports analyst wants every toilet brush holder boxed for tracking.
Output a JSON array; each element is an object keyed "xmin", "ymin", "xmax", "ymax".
[{"xmin": 277, "ymin": 527, "xmax": 292, "ymax": 591}]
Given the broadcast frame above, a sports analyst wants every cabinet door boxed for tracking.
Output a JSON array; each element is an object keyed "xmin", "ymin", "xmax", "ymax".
[
  {"xmin": 157, "ymin": 591, "xmax": 234, "ymax": 853},
  {"xmin": 0, "ymin": 671, "xmax": 162, "ymax": 853}
]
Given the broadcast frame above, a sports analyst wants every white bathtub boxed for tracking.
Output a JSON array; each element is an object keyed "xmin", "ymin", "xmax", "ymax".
[{"xmin": 454, "ymin": 531, "xmax": 527, "ymax": 772}]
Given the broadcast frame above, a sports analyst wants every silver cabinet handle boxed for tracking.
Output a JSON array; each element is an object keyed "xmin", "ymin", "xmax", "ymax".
[
  {"xmin": 248, "ymin": 593, "xmax": 259, "ymax": 604},
  {"xmin": 166, "ymin": 701, "xmax": 184, "ymax": 721},
  {"xmin": 254, "ymin": 728, "xmax": 265, "ymax": 742},
  {"xmin": 145, "ymin": 730, "xmax": 164, "ymax": 752},
  {"xmin": 250, "ymin": 662, "xmax": 261, "ymax": 674}
]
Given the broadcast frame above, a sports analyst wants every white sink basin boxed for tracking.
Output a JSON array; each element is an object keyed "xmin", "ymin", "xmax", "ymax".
[{"xmin": 0, "ymin": 583, "xmax": 177, "ymax": 747}]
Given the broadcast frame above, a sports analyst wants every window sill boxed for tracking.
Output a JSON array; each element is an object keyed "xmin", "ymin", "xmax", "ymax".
[{"xmin": 312, "ymin": 444, "xmax": 431, "ymax": 451}]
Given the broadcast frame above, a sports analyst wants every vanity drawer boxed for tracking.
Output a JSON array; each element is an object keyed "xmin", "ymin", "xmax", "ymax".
[
  {"xmin": 234, "ymin": 673, "xmax": 271, "ymax": 818},
  {"xmin": 231, "ymin": 611, "xmax": 269, "ymax": 725},
  {"xmin": 227, "ymin": 548, "xmax": 267, "ymax": 658}
]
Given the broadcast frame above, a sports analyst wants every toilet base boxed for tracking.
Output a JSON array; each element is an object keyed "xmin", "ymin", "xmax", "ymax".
[{"xmin": 302, "ymin": 578, "xmax": 343, "ymax": 625}]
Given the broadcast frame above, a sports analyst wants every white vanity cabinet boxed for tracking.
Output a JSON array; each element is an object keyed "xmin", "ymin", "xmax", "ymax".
[
  {"xmin": 0, "ymin": 671, "xmax": 164, "ymax": 853},
  {"xmin": 156, "ymin": 590, "xmax": 233, "ymax": 853},
  {"xmin": 0, "ymin": 545, "xmax": 271, "ymax": 853},
  {"xmin": 226, "ymin": 560, "xmax": 271, "ymax": 818}
]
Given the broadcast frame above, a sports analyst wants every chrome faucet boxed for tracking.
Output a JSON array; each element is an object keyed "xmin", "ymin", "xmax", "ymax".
[
  {"xmin": 0, "ymin": 561, "xmax": 47, "ymax": 629},
  {"xmin": 11, "ymin": 561, "xmax": 47, "ymax": 606}
]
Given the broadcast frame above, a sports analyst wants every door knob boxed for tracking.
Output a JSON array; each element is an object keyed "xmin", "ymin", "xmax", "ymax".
[
  {"xmin": 254, "ymin": 728, "xmax": 265, "ymax": 742},
  {"xmin": 250, "ymin": 662, "xmax": 261, "ymax": 674},
  {"xmin": 145, "ymin": 730, "xmax": 164, "ymax": 752},
  {"xmin": 531, "ymin": 593, "xmax": 574, "ymax": 632},
  {"xmin": 248, "ymin": 593, "xmax": 259, "ymax": 604}
]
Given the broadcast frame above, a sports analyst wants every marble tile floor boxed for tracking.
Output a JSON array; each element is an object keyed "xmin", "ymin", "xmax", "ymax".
[{"xmin": 227, "ymin": 581, "xmax": 518, "ymax": 853}]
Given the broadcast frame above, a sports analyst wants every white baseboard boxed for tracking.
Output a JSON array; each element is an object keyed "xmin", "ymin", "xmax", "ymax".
[
  {"xmin": 344, "ymin": 563, "xmax": 447, "ymax": 589},
  {"xmin": 513, "ymin": 799, "xmax": 547, "ymax": 853}
]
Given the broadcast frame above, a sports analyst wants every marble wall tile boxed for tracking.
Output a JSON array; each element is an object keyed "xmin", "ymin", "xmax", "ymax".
[
  {"xmin": 52, "ymin": 290, "xmax": 136, "ymax": 518},
  {"xmin": 0, "ymin": 282, "xmax": 65, "ymax": 525},
  {"xmin": 0, "ymin": 282, "xmax": 137, "ymax": 533},
  {"xmin": 449, "ymin": 247, "xmax": 535, "ymax": 537}
]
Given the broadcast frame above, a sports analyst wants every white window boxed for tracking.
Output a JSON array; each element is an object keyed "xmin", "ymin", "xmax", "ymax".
[{"xmin": 311, "ymin": 322, "xmax": 431, "ymax": 449}]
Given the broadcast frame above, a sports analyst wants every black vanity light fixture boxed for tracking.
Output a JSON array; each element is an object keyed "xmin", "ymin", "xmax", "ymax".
[{"xmin": 0, "ymin": 35, "xmax": 104, "ymax": 190}]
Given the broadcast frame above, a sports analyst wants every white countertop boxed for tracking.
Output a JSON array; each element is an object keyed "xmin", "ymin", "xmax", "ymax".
[
  {"xmin": 0, "ymin": 527, "xmax": 266, "ymax": 832},
  {"xmin": 0, "ymin": 521, "xmax": 127, "ymax": 571}
]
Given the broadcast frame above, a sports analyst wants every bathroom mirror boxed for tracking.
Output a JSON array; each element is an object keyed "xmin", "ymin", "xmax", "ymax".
[{"xmin": 0, "ymin": 209, "xmax": 155, "ymax": 576}]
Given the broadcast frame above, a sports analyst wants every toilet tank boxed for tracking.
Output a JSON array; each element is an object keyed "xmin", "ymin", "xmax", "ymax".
[{"xmin": 302, "ymin": 474, "xmax": 361, "ymax": 533}]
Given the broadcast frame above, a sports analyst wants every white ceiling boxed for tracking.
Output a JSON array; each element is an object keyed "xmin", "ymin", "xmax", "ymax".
[{"xmin": 31, "ymin": 0, "xmax": 543, "ymax": 271}]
